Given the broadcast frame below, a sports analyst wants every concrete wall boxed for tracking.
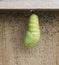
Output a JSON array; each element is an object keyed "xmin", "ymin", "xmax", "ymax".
[{"xmin": 0, "ymin": 10, "xmax": 59, "ymax": 65}]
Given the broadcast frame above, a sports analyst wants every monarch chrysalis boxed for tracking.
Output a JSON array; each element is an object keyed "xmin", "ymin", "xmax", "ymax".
[{"xmin": 24, "ymin": 14, "xmax": 40, "ymax": 48}]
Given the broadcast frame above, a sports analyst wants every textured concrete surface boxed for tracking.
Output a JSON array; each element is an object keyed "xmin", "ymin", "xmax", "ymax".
[{"xmin": 0, "ymin": 10, "xmax": 59, "ymax": 65}]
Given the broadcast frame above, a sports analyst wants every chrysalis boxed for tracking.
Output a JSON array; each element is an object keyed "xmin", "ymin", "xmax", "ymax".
[{"xmin": 24, "ymin": 14, "xmax": 40, "ymax": 48}]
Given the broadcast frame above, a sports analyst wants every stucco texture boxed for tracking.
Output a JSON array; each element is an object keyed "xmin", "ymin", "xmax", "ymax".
[{"xmin": 0, "ymin": 10, "xmax": 59, "ymax": 65}]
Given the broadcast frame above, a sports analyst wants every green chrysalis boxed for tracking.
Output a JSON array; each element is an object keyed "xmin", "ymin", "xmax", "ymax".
[{"xmin": 24, "ymin": 14, "xmax": 40, "ymax": 48}]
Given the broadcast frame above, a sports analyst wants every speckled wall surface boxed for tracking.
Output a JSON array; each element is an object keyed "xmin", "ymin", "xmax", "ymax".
[{"xmin": 0, "ymin": 10, "xmax": 59, "ymax": 65}]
